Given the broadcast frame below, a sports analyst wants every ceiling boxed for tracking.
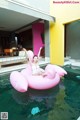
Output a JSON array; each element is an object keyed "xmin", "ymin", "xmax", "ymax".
[{"xmin": 0, "ymin": 7, "xmax": 39, "ymax": 32}]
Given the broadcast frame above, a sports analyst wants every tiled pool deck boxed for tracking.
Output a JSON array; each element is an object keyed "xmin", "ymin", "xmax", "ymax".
[
  {"xmin": 0, "ymin": 59, "xmax": 49, "ymax": 74},
  {"xmin": 64, "ymin": 57, "xmax": 80, "ymax": 68},
  {"xmin": 1, "ymin": 56, "xmax": 80, "ymax": 74}
]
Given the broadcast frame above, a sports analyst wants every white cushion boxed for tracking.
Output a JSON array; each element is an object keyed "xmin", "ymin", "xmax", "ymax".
[{"xmin": 19, "ymin": 51, "xmax": 26, "ymax": 57}]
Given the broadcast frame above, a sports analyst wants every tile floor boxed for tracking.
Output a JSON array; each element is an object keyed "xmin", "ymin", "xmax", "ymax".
[{"xmin": 0, "ymin": 58, "xmax": 50, "ymax": 74}]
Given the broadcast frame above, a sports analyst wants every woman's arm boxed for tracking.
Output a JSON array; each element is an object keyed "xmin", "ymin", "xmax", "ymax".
[{"xmin": 38, "ymin": 47, "xmax": 43, "ymax": 58}]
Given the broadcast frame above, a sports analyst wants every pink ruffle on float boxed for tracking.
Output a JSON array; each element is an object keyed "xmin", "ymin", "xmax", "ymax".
[{"xmin": 10, "ymin": 50, "xmax": 67, "ymax": 92}]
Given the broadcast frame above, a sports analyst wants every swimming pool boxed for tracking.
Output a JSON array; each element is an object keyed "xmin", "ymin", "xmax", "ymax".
[{"xmin": 0, "ymin": 66, "xmax": 80, "ymax": 120}]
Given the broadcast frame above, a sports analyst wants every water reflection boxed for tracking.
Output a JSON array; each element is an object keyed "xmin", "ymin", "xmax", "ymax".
[{"xmin": 12, "ymin": 85, "xmax": 59, "ymax": 120}]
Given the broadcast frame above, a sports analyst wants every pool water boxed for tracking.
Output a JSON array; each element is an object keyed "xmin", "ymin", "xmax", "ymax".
[{"xmin": 0, "ymin": 67, "xmax": 80, "ymax": 120}]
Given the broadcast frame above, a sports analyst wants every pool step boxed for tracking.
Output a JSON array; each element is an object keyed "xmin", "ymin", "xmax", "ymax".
[{"xmin": 77, "ymin": 116, "xmax": 80, "ymax": 120}]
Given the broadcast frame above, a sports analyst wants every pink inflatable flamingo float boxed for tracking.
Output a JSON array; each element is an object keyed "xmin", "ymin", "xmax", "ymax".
[{"xmin": 10, "ymin": 50, "xmax": 67, "ymax": 92}]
